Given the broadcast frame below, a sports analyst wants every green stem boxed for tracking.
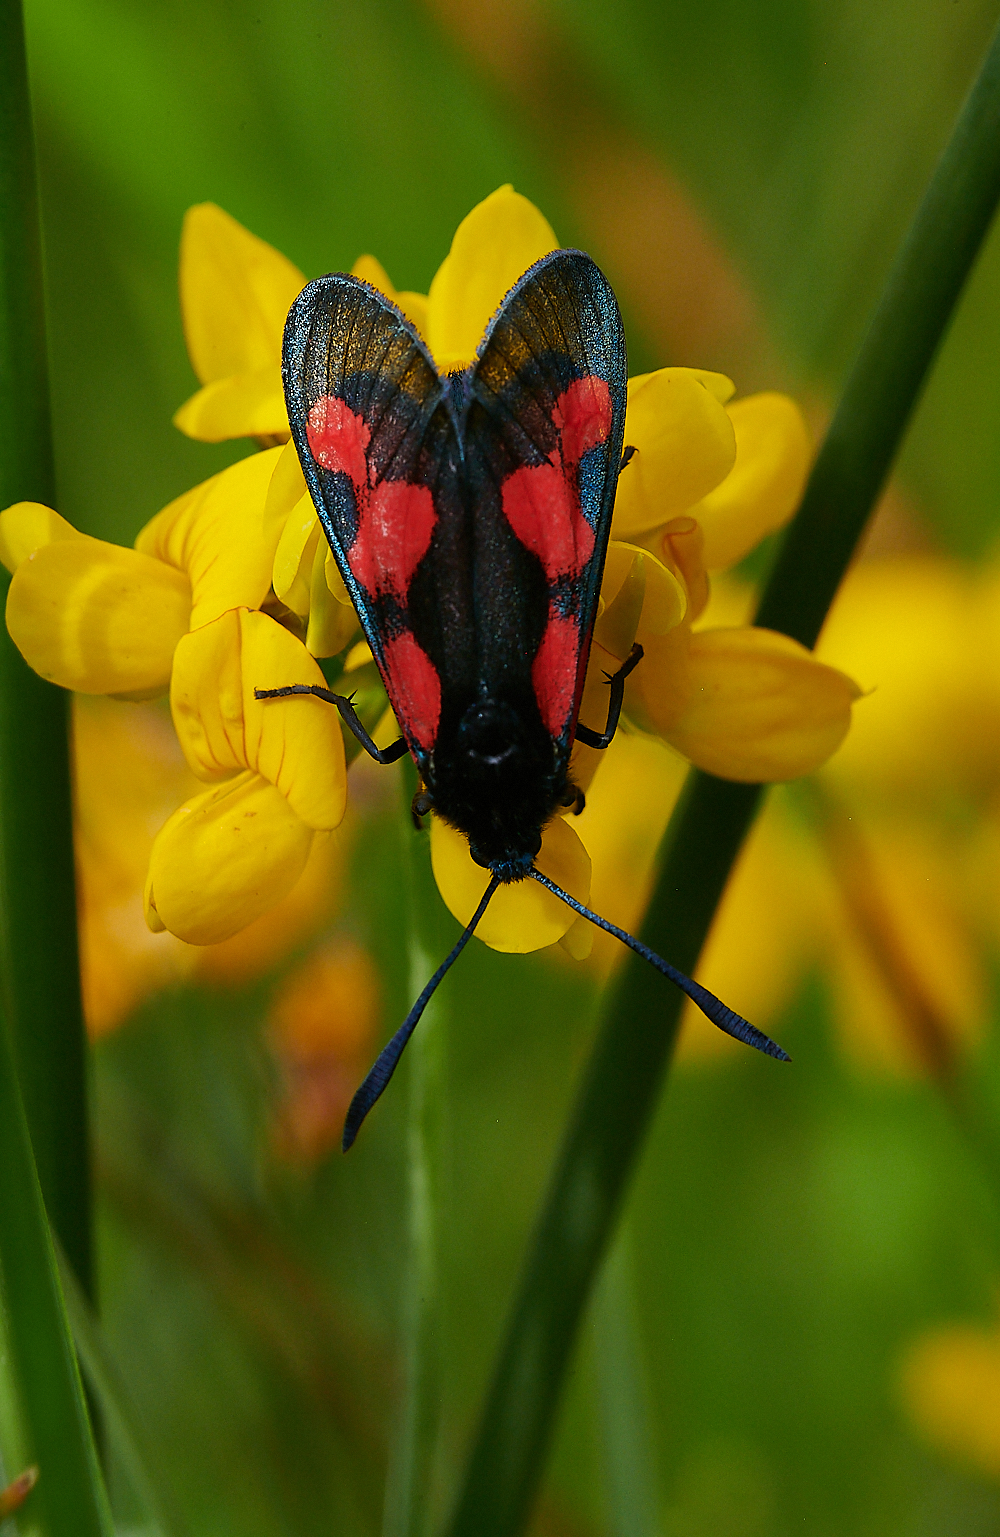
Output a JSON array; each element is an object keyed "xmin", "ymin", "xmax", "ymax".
[
  {"xmin": 0, "ymin": 0, "xmax": 91, "ymax": 1295},
  {"xmin": 382, "ymin": 765, "xmax": 449, "ymax": 1537},
  {"xmin": 0, "ymin": 1001, "xmax": 111, "ymax": 1536},
  {"xmin": 446, "ymin": 18, "xmax": 1000, "ymax": 1536},
  {"xmin": 591, "ymin": 1221, "xmax": 660, "ymax": 1537}
]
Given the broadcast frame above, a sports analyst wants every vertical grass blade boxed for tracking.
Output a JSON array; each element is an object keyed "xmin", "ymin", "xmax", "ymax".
[
  {"xmin": 381, "ymin": 765, "xmax": 450, "ymax": 1537},
  {"xmin": 57, "ymin": 1247, "xmax": 188, "ymax": 1537},
  {"xmin": 591, "ymin": 1224, "xmax": 660, "ymax": 1537},
  {"xmin": 0, "ymin": 1000, "xmax": 112, "ymax": 1536},
  {"xmin": 446, "ymin": 17, "xmax": 1000, "ymax": 1535},
  {"xmin": 0, "ymin": 0, "xmax": 91, "ymax": 1294}
]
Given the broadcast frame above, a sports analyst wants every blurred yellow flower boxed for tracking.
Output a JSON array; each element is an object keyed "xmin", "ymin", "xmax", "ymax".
[
  {"xmin": 268, "ymin": 940, "xmax": 380, "ymax": 1162},
  {"xmin": 573, "ymin": 552, "xmax": 993, "ymax": 1074},
  {"xmin": 900, "ymin": 1318, "xmax": 1000, "ymax": 1479}
]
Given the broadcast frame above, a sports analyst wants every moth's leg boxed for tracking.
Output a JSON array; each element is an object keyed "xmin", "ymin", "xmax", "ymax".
[
  {"xmin": 254, "ymin": 684, "xmax": 409, "ymax": 765},
  {"xmin": 557, "ymin": 783, "xmax": 586, "ymax": 815},
  {"xmin": 619, "ymin": 445, "xmax": 636, "ymax": 474},
  {"xmin": 573, "ymin": 643, "xmax": 644, "ymax": 750},
  {"xmin": 411, "ymin": 787, "xmax": 434, "ymax": 828}
]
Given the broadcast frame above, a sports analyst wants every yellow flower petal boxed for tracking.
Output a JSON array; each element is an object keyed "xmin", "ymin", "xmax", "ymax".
[
  {"xmin": 171, "ymin": 609, "xmax": 346, "ymax": 829},
  {"xmin": 689, "ymin": 370, "xmax": 736, "ymax": 404},
  {"xmin": 136, "ymin": 448, "xmax": 284, "ymax": 628},
  {"xmin": 7, "ymin": 538, "xmax": 190, "ymax": 695},
  {"xmin": 692, "ymin": 393, "xmax": 811, "ymax": 569},
  {"xmin": 179, "ymin": 203, "xmax": 305, "ymax": 384},
  {"xmin": 306, "ymin": 544, "xmax": 359, "ymax": 657},
  {"xmin": 430, "ymin": 812, "xmax": 591, "ymax": 952},
  {"xmin": 325, "ymin": 548, "xmax": 352, "ymax": 607},
  {"xmin": 0, "ymin": 501, "xmax": 86, "ymax": 573},
  {"xmin": 659, "ymin": 517, "xmax": 710, "ymax": 621},
  {"xmin": 173, "ymin": 367, "xmax": 288, "ymax": 444},
  {"xmin": 273, "ymin": 495, "xmax": 322, "ymax": 616},
  {"xmin": 600, "ymin": 541, "xmax": 687, "ymax": 639},
  {"xmin": 193, "ymin": 829, "xmax": 342, "ymax": 987},
  {"xmin": 613, "ymin": 369, "xmax": 737, "ymax": 538},
  {"xmin": 351, "ymin": 254, "xmax": 429, "ymax": 337},
  {"xmin": 426, "ymin": 185, "xmax": 558, "ymax": 370},
  {"xmin": 636, "ymin": 625, "xmax": 860, "ymax": 781},
  {"xmin": 144, "ymin": 770, "xmax": 315, "ymax": 944},
  {"xmin": 559, "ymin": 917, "xmax": 594, "ymax": 960},
  {"xmin": 263, "ymin": 438, "xmax": 308, "ymax": 547}
]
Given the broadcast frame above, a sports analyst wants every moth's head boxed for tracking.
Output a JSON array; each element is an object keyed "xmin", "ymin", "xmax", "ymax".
[
  {"xmin": 468, "ymin": 838, "xmax": 541, "ymax": 884},
  {"xmin": 439, "ymin": 694, "xmax": 555, "ymax": 880}
]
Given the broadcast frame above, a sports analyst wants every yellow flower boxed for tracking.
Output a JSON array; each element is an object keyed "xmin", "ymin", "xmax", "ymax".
[
  {"xmin": 145, "ymin": 606, "xmax": 346, "ymax": 943},
  {"xmin": 8, "ymin": 185, "xmax": 856, "ymax": 969},
  {"xmin": 207, "ymin": 185, "xmax": 853, "ymax": 955},
  {"xmin": 173, "ymin": 203, "xmax": 307, "ymax": 444},
  {"xmin": 1, "ymin": 449, "xmax": 348, "ymax": 946},
  {"xmin": 900, "ymin": 1316, "xmax": 1000, "ymax": 1479}
]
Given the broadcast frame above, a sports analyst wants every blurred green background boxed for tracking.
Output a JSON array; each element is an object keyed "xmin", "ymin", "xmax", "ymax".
[{"xmin": 7, "ymin": 0, "xmax": 1000, "ymax": 1533}]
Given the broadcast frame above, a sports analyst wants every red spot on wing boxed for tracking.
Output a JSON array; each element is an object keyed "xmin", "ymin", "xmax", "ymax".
[
  {"xmin": 554, "ymin": 375, "xmax": 614, "ymax": 466},
  {"xmin": 352, "ymin": 480, "xmax": 437, "ymax": 599},
  {"xmin": 307, "ymin": 395, "xmax": 436, "ymax": 604},
  {"xmin": 307, "ymin": 395, "xmax": 370, "ymax": 484},
  {"xmin": 531, "ymin": 611, "xmax": 581, "ymax": 737},
  {"xmin": 501, "ymin": 376, "xmax": 611, "ymax": 583},
  {"xmin": 501, "ymin": 462, "xmax": 594, "ymax": 580},
  {"xmin": 382, "ymin": 632, "xmax": 441, "ymax": 752}
]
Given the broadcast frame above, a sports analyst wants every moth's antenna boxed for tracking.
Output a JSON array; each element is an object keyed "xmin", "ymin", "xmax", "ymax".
[
  {"xmin": 343, "ymin": 873, "xmax": 503, "ymax": 1150},
  {"xmin": 527, "ymin": 867, "xmax": 790, "ymax": 1062}
]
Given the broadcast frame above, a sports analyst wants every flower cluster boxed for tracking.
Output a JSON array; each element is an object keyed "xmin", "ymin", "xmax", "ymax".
[{"xmin": 0, "ymin": 186, "xmax": 858, "ymax": 955}]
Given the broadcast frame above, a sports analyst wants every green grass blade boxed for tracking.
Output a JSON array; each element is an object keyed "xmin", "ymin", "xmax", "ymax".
[
  {"xmin": 0, "ymin": 1003, "xmax": 112, "ymax": 1537},
  {"xmin": 57, "ymin": 1247, "xmax": 188, "ymax": 1537},
  {"xmin": 0, "ymin": 0, "xmax": 91, "ymax": 1296},
  {"xmin": 591, "ymin": 1223, "xmax": 660, "ymax": 1537},
  {"xmin": 382, "ymin": 764, "xmax": 450, "ymax": 1537},
  {"xmin": 445, "ymin": 17, "xmax": 1000, "ymax": 1536}
]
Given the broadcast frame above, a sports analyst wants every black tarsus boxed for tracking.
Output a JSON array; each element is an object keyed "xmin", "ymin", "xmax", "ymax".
[
  {"xmin": 574, "ymin": 643, "xmax": 644, "ymax": 751},
  {"xmin": 342, "ymin": 874, "xmax": 503, "ymax": 1150},
  {"xmin": 411, "ymin": 787, "xmax": 434, "ymax": 827},
  {"xmin": 527, "ymin": 867, "xmax": 790, "ymax": 1062},
  {"xmin": 254, "ymin": 684, "xmax": 410, "ymax": 764},
  {"xmin": 558, "ymin": 783, "xmax": 586, "ymax": 815},
  {"xmin": 619, "ymin": 445, "xmax": 637, "ymax": 473}
]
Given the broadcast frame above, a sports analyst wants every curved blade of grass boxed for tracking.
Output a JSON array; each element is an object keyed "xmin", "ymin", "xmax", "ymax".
[
  {"xmin": 0, "ymin": 1002, "xmax": 112, "ymax": 1537},
  {"xmin": 56, "ymin": 1245, "xmax": 188, "ymax": 1537},
  {"xmin": 0, "ymin": 0, "xmax": 91, "ymax": 1295},
  {"xmin": 445, "ymin": 17, "xmax": 1000, "ymax": 1535}
]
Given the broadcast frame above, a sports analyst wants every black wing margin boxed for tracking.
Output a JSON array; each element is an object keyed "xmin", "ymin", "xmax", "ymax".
[{"xmin": 282, "ymin": 274, "xmax": 455, "ymax": 765}]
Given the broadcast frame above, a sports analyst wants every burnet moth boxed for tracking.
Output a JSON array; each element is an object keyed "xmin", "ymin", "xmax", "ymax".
[{"xmin": 256, "ymin": 248, "xmax": 789, "ymax": 1150}]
